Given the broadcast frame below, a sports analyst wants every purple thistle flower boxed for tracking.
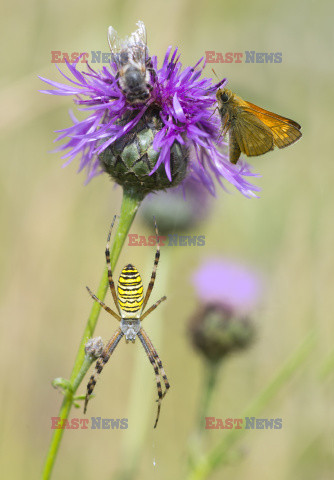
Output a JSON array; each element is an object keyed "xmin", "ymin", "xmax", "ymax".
[
  {"xmin": 192, "ymin": 258, "xmax": 262, "ymax": 315},
  {"xmin": 40, "ymin": 22, "xmax": 260, "ymax": 197},
  {"xmin": 189, "ymin": 258, "xmax": 262, "ymax": 361}
]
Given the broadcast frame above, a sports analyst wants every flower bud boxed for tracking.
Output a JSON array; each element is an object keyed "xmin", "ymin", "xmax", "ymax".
[
  {"xmin": 99, "ymin": 107, "xmax": 188, "ymax": 195},
  {"xmin": 85, "ymin": 337, "xmax": 104, "ymax": 360},
  {"xmin": 189, "ymin": 303, "xmax": 255, "ymax": 363}
]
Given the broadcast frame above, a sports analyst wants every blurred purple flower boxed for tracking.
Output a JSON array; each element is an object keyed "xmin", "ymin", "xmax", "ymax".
[
  {"xmin": 140, "ymin": 175, "xmax": 213, "ymax": 233},
  {"xmin": 192, "ymin": 258, "xmax": 262, "ymax": 314},
  {"xmin": 40, "ymin": 30, "xmax": 259, "ymax": 197}
]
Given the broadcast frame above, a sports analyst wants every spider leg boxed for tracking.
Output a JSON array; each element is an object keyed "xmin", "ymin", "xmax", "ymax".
[
  {"xmin": 137, "ymin": 330, "xmax": 164, "ymax": 428},
  {"xmin": 140, "ymin": 328, "xmax": 170, "ymax": 399},
  {"xmin": 84, "ymin": 329, "xmax": 123, "ymax": 413},
  {"xmin": 141, "ymin": 218, "xmax": 160, "ymax": 312},
  {"xmin": 138, "ymin": 328, "xmax": 170, "ymax": 427},
  {"xmin": 86, "ymin": 286, "xmax": 121, "ymax": 321},
  {"xmin": 105, "ymin": 215, "xmax": 122, "ymax": 316},
  {"xmin": 141, "ymin": 295, "xmax": 167, "ymax": 321}
]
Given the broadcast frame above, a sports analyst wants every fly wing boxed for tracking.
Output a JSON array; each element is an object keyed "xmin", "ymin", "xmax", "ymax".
[
  {"xmin": 107, "ymin": 26, "xmax": 127, "ymax": 71},
  {"xmin": 128, "ymin": 21, "xmax": 148, "ymax": 68},
  {"xmin": 129, "ymin": 21, "xmax": 147, "ymax": 48},
  {"xmin": 108, "ymin": 26, "xmax": 123, "ymax": 54},
  {"xmin": 108, "ymin": 22, "xmax": 147, "ymax": 71}
]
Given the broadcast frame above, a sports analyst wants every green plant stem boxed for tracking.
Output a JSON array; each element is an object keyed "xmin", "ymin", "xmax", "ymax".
[
  {"xmin": 197, "ymin": 361, "xmax": 220, "ymax": 432},
  {"xmin": 188, "ymin": 362, "xmax": 220, "ymax": 470},
  {"xmin": 41, "ymin": 187, "xmax": 143, "ymax": 480},
  {"xmin": 186, "ymin": 331, "xmax": 316, "ymax": 480}
]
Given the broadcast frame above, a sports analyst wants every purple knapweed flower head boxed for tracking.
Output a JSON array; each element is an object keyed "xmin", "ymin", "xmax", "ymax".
[
  {"xmin": 140, "ymin": 175, "xmax": 213, "ymax": 234},
  {"xmin": 192, "ymin": 258, "xmax": 262, "ymax": 315},
  {"xmin": 189, "ymin": 258, "xmax": 262, "ymax": 362},
  {"xmin": 40, "ymin": 21, "xmax": 259, "ymax": 198}
]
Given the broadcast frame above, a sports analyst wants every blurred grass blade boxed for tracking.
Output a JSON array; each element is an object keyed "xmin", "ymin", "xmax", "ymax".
[{"xmin": 187, "ymin": 330, "xmax": 317, "ymax": 480}]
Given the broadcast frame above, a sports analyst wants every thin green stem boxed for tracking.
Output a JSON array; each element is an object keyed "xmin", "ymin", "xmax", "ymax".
[
  {"xmin": 72, "ymin": 355, "xmax": 96, "ymax": 394},
  {"xmin": 186, "ymin": 331, "xmax": 316, "ymax": 480},
  {"xmin": 187, "ymin": 362, "xmax": 220, "ymax": 469},
  {"xmin": 41, "ymin": 187, "xmax": 143, "ymax": 480},
  {"xmin": 197, "ymin": 362, "xmax": 220, "ymax": 432}
]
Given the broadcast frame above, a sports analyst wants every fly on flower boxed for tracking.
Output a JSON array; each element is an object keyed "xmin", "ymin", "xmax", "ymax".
[
  {"xmin": 40, "ymin": 24, "xmax": 260, "ymax": 197},
  {"xmin": 108, "ymin": 21, "xmax": 154, "ymax": 104},
  {"xmin": 216, "ymin": 87, "xmax": 302, "ymax": 164}
]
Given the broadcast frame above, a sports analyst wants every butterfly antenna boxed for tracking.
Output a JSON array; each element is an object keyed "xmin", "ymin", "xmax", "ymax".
[{"xmin": 212, "ymin": 68, "xmax": 219, "ymax": 80}]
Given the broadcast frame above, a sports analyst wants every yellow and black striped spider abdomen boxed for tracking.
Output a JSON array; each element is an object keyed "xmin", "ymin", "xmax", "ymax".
[
  {"xmin": 85, "ymin": 217, "xmax": 170, "ymax": 427},
  {"xmin": 117, "ymin": 264, "xmax": 144, "ymax": 317}
]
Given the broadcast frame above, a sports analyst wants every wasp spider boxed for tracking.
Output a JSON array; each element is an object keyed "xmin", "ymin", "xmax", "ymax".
[{"xmin": 84, "ymin": 216, "xmax": 170, "ymax": 428}]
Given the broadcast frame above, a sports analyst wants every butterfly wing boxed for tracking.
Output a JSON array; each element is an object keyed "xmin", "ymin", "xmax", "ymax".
[
  {"xmin": 243, "ymin": 101, "xmax": 302, "ymax": 149},
  {"xmin": 229, "ymin": 109, "xmax": 274, "ymax": 163}
]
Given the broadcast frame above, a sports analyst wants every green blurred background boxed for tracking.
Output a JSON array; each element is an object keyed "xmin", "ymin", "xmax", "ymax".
[{"xmin": 1, "ymin": 0, "xmax": 333, "ymax": 478}]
